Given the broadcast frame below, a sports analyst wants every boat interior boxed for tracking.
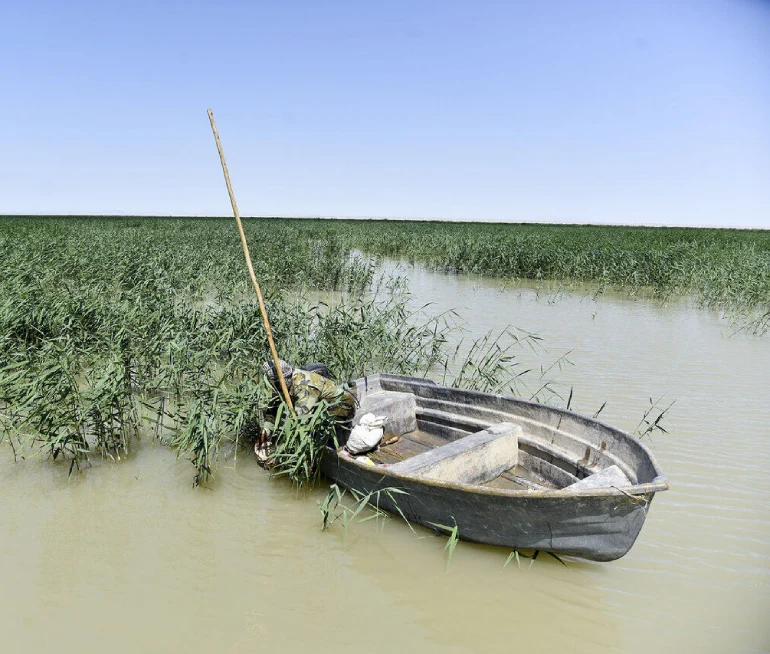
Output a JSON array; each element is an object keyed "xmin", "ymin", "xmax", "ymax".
[{"xmin": 350, "ymin": 376, "xmax": 646, "ymax": 492}]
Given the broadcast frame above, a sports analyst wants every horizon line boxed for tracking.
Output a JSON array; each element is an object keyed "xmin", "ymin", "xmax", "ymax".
[{"xmin": 0, "ymin": 213, "xmax": 767, "ymax": 231}]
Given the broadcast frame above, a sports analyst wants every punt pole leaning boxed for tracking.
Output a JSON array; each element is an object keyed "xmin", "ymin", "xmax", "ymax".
[{"xmin": 207, "ymin": 108, "xmax": 294, "ymax": 410}]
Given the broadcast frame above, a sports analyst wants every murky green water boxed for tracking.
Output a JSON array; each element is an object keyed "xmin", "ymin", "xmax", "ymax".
[{"xmin": 2, "ymin": 264, "xmax": 768, "ymax": 653}]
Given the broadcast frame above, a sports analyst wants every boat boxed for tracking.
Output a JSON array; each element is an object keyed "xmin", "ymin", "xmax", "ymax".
[{"xmin": 320, "ymin": 373, "xmax": 668, "ymax": 562}]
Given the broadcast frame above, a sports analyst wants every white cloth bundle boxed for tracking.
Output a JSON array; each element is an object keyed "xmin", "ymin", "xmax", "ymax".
[{"xmin": 346, "ymin": 413, "xmax": 387, "ymax": 454}]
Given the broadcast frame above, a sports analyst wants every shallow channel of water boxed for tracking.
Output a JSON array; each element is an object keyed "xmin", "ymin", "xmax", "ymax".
[{"xmin": 1, "ymin": 264, "xmax": 768, "ymax": 653}]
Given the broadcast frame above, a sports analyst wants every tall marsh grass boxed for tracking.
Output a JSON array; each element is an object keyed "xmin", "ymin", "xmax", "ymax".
[
  {"xmin": 303, "ymin": 219, "xmax": 770, "ymax": 333},
  {"xmin": 0, "ymin": 216, "xmax": 569, "ymax": 485}
]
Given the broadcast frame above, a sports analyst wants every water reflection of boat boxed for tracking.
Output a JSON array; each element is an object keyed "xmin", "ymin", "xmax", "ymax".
[{"xmin": 321, "ymin": 373, "xmax": 668, "ymax": 562}]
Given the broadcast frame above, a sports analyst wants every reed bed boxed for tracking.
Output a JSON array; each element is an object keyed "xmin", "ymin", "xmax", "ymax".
[
  {"xmin": 296, "ymin": 219, "xmax": 770, "ymax": 333},
  {"xmin": 0, "ymin": 216, "xmax": 564, "ymax": 485}
]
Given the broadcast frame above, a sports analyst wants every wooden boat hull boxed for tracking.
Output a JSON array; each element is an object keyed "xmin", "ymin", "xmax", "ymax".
[{"xmin": 321, "ymin": 374, "xmax": 668, "ymax": 562}]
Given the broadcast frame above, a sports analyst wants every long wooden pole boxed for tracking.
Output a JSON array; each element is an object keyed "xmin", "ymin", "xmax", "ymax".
[{"xmin": 207, "ymin": 109, "xmax": 294, "ymax": 410}]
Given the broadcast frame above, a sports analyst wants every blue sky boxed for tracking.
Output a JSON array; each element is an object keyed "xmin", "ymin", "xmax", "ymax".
[{"xmin": 1, "ymin": 0, "xmax": 768, "ymax": 227}]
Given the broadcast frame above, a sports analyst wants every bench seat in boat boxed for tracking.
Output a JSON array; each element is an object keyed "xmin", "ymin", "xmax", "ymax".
[{"xmin": 387, "ymin": 422, "xmax": 521, "ymax": 485}]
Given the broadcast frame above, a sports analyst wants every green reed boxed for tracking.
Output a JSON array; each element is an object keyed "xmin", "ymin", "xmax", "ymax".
[
  {"xmin": 0, "ymin": 216, "xmax": 376, "ymax": 483},
  {"xmin": 290, "ymin": 218, "xmax": 770, "ymax": 332},
  {"xmin": 0, "ymin": 216, "xmax": 569, "ymax": 485},
  {"xmin": 1, "ymin": 215, "xmax": 687, "ymax": 486},
  {"xmin": 268, "ymin": 400, "xmax": 338, "ymax": 488}
]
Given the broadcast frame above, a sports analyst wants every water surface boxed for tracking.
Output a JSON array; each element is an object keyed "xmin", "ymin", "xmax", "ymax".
[{"xmin": 1, "ymin": 264, "xmax": 768, "ymax": 653}]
